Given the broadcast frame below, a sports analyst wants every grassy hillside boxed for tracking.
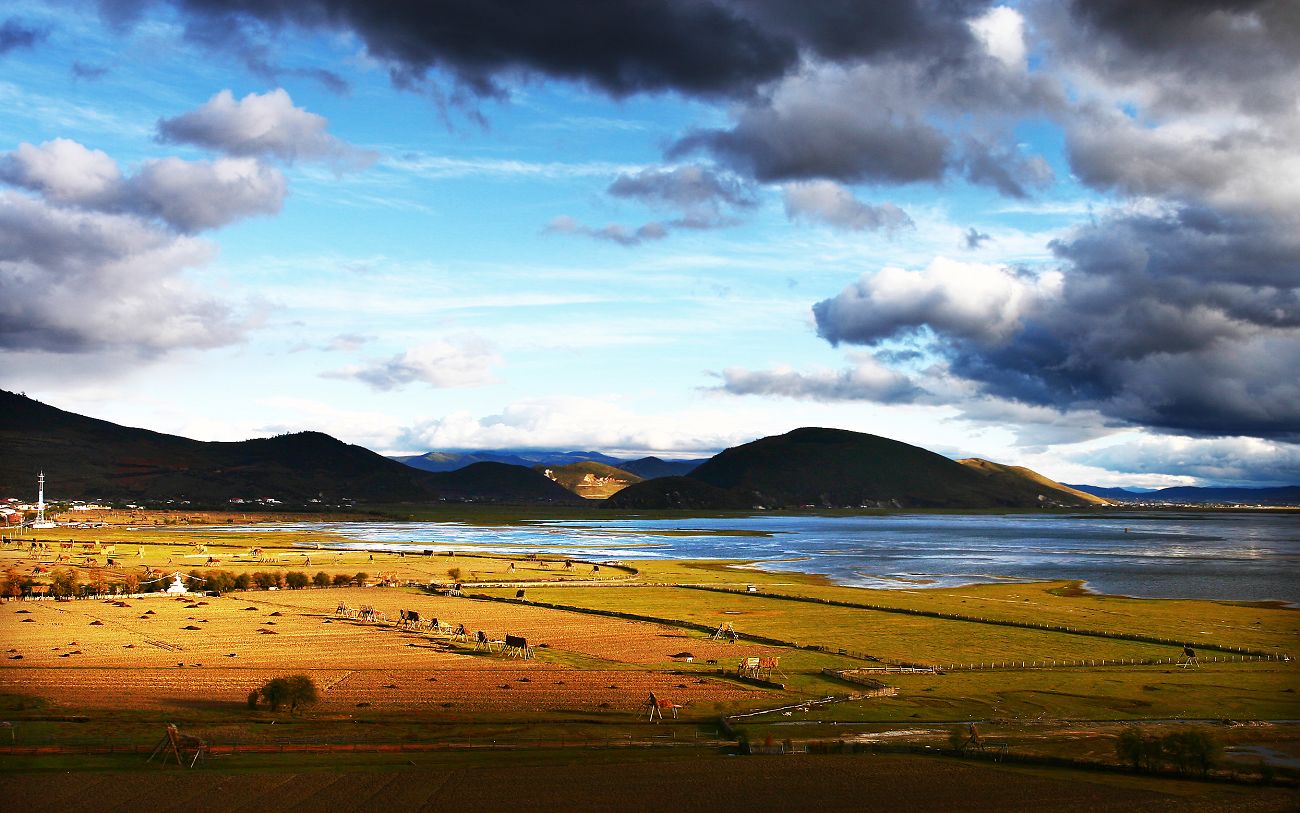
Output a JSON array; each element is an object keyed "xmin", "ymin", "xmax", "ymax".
[
  {"xmin": 0, "ymin": 391, "xmax": 577, "ymax": 505},
  {"xmin": 611, "ymin": 427, "xmax": 1099, "ymax": 510},
  {"xmin": 958, "ymin": 458, "xmax": 1111, "ymax": 505},
  {"xmin": 534, "ymin": 461, "xmax": 642, "ymax": 499}
]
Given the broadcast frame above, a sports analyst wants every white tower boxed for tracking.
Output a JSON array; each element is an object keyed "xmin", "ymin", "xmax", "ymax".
[{"xmin": 32, "ymin": 472, "xmax": 55, "ymax": 529}]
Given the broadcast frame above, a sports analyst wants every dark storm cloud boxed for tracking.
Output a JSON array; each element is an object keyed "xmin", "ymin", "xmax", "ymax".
[
  {"xmin": 671, "ymin": 94, "xmax": 950, "ymax": 184},
  {"xmin": 813, "ymin": 207, "xmax": 1300, "ymax": 439},
  {"xmin": 1037, "ymin": 1, "xmax": 1299, "ymax": 122},
  {"xmin": 1064, "ymin": 0, "xmax": 1298, "ymax": 84},
  {"xmin": 669, "ymin": 47, "xmax": 1062, "ymax": 186},
  {"xmin": 98, "ymin": 1, "xmax": 991, "ymax": 100},
  {"xmin": 0, "ymin": 17, "xmax": 47, "ymax": 54}
]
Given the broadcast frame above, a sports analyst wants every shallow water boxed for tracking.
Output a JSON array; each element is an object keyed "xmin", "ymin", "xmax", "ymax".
[{"xmin": 199, "ymin": 511, "xmax": 1300, "ymax": 603}]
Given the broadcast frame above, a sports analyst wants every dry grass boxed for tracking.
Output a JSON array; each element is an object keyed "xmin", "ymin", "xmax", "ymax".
[{"xmin": 0, "ymin": 589, "xmax": 763, "ymax": 716}]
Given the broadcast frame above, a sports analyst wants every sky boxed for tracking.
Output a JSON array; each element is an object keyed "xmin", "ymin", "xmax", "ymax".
[{"xmin": 1, "ymin": 0, "xmax": 1297, "ymax": 488}]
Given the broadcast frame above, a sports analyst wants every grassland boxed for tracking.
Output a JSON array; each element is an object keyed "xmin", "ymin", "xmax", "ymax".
[{"xmin": 2, "ymin": 510, "xmax": 1298, "ymax": 799}]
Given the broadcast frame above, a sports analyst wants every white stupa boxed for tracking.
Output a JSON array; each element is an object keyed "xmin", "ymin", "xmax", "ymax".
[{"xmin": 31, "ymin": 472, "xmax": 56, "ymax": 529}]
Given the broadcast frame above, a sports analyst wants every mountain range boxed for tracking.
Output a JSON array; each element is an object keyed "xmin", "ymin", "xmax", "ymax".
[
  {"xmin": 1066, "ymin": 484, "xmax": 1300, "ymax": 505},
  {"xmin": 8, "ymin": 389, "xmax": 1294, "ymax": 510},
  {"xmin": 392, "ymin": 450, "xmax": 699, "ymax": 478},
  {"xmin": 0, "ymin": 391, "xmax": 578, "ymax": 506}
]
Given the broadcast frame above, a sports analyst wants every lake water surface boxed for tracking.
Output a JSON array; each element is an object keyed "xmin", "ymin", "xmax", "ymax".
[{"xmin": 207, "ymin": 512, "xmax": 1299, "ymax": 603}]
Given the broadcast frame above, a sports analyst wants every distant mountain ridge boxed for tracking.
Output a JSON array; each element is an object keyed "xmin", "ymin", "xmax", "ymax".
[
  {"xmin": 394, "ymin": 450, "xmax": 701, "ymax": 478},
  {"xmin": 609, "ymin": 427, "xmax": 1100, "ymax": 510},
  {"xmin": 0, "ymin": 391, "xmax": 579, "ymax": 506},
  {"xmin": 394, "ymin": 449, "xmax": 629, "ymax": 473},
  {"xmin": 1066, "ymin": 483, "xmax": 1300, "ymax": 505}
]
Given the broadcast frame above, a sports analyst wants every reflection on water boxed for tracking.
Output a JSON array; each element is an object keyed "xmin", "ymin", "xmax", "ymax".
[{"xmin": 200, "ymin": 512, "xmax": 1300, "ymax": 603}]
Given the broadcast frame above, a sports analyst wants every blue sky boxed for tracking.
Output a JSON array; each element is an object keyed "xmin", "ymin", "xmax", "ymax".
[{"xmin": 2, "ymin": 1, "xmax": 1297, "ymax": 487}]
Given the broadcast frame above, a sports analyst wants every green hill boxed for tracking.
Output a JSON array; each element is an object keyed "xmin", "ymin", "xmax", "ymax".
[
  {"xmin": 533, "ymin": 461, "xmax": 642, "ymax": 499},
  {"xmin": 608, "ymin": 427, "xmax": 1099, "ymax": 510},
  {"xmin": 0, "ymin": 391, "xmax": 578, "ymax": 506}
]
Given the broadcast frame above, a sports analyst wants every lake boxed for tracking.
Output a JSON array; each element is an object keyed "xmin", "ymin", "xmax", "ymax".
[{"xmin": 204, "ymin": 511, "xmax": 1300, "ymax": 604}]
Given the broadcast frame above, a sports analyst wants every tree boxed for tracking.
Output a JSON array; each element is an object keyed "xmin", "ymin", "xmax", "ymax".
[
  {"xmin": 1116, "ymin": 727, "xmax": 1144, "ymax": 770},
  {"xmin": 252, "ymin": 571, "xmax": 281, "ymax": 589},
  {"xmin": 233, "ymin": 573, "xmax": 252, "ymax": 591},
  {"xmin": 1115, "ymin": 726, "xmax": 1166, "ymax": 772},
  {"xmin": 285, "ymin": 571, "xmax": 309, "ymax": 589},
  {"xmin": 257, "ymin": 674, "xmax": 318, "ymax": 713},
  {"xmin": 89, "ymin": 568, "xmax": 108, "ymax": 596},
  {"xmin": 332, "ymin": 573, "xmax": 351, "ymax": 586},
  {"xmin": 353, "ymin": 572, "xmax": 368, "ymax": 586},
  {"xmin": 285, "ymin": 674, "xmax": 318, "ymax": 711},
  {"xmin": 50, "ymin": 568, "xmax": 79, "ymax": 598},
  {"xmin": 260, "ymin": 677, "xmax": 290, "ymax": 711},
  {"xmin": 122, "ymin": 572, "xmax": 140, "ymax": 594},
  {"xmin": 3, "ymin": 568, "xmax": 22, "ymax": 598},
  {"xmin": 312, "ymin": 571, "xmax": 331, "ymax": 588},
  {"xmin": 446, "ymin": 567, "xmax": 462, "ymax": 581},
  {"xmin": 1162, "ymin": 730, "xmax": 1219, "ymax": 777}
]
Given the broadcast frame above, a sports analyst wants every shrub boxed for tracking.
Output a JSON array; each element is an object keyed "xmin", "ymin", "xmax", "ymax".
[
  {"xmin": 233, "ymin": 573, "xmax": 251, "ymax": 591},
  {"xmin": 313, "ymin": 571, "xmax": 331, "ymax": 588},
  {"xmin": 1116, "ymin": 727, "xmax": 1145, "ymax": 770},
  {"xmin": 353, "ymin": 572, "xmax": 368, "ymax": 586},
  {"xmin": 1163, "ymin": 730, "xmax": 1219, "ymax": 777},
  {"xmin": 285, "ymin": 571, "xmax": 309, "ymax": 589},
  {"xmin": 446, "ymin": 567, "xmax": 462, "ymax": 581},
  {"xmin": 332, "ymin": 573, "xmax": 352, "ymax": 586},
  {"xmin": 247, "ymin": 689, "xmax": 260, "ymax": 710},
  {"xmin": 948, "ymin": 726, "xmax": 968, "ymax": 753}
]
